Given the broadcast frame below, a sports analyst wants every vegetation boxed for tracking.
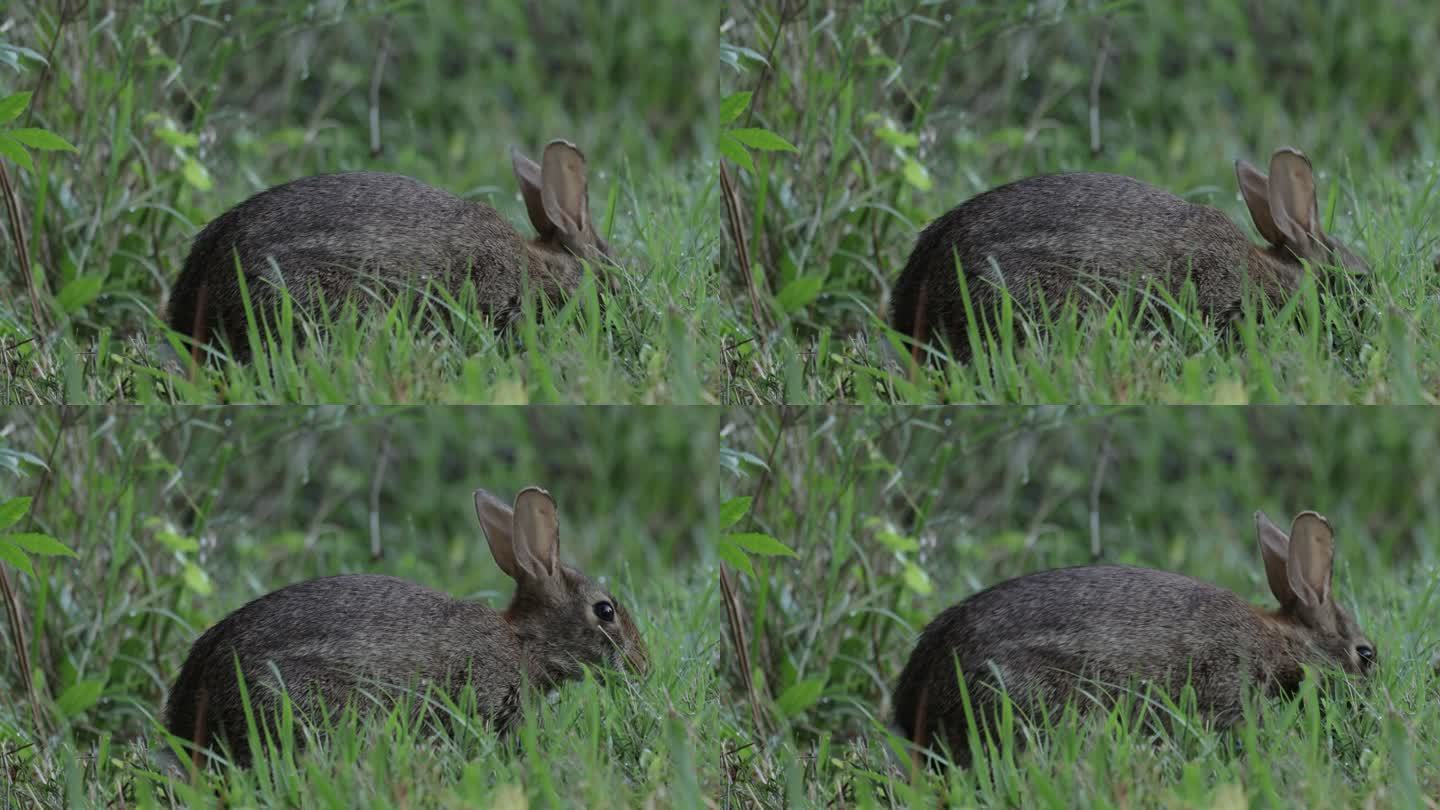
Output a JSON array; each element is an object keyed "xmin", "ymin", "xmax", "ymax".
[
  {"xmin": 0, "ymin": 1, "xmax": 717, "ymax": 404},
  {"xmin": 718, "ymin": 406, "xmax": 1440, "ymax": 806},
  {"xmin": 0, "ymin": 406, "xmax": 724, "ymax": 806},
  {"xmin": 719, "ymin": 0, "xmax": 1440, "ymax": 403}
]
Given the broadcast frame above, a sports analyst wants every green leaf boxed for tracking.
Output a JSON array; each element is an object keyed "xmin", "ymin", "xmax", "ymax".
[
  {"xmin": 902, "ymin": 561, "xmax": 933, "ymax": 595},
  {"xmin": 155, "ymin": 528, "xmax": 199, "ymax": 553},
  {"xmin": 55, "ymin": 677, "xmax": 106, "ymax": 719},
  {"xmin": 718, "ymin": 132, "xmax": 753, "ymax": 173},
  {"xmin": 4, "ymin": 532, "xmax": 76, "ymax": 558},
  {"xmin": 775, "ymin": 676, "xmax": 825, "ymax": 717},
  {"xmin": 720, "ymin": 91, "xmax": 752, "ymax": 126},
  {"xmin": 0, "ymin": 543, "xmax": 34, "ymax": 577},
  {"xmin": 56, "ymin": 274, "xmax": 104, "ymax": 314},
  {"xmin": 724, "ymin": 531, "xmax": 797, "ymax": 558},
  {"xmin": 8, "ymin": 128, "xmax": 76, "ymax": 152},
  {"xmin": 182, "ymin": 562, "xmax": 213, "ymax": 596},
  {"xmin": 902, "ymin": 158, "xmax": 932, "ymax": 191},
  {"xmin": 0, "ymin": 134, "xmax": 33, "ymax": 172},
  {"xmin": 720, "ymin": 496, "xmax": 752, "ymax": 529},
  {"xmin": 0, "ymin": 497, "xmax": 31, "ymax": 530},
  {"xmin": 182, "ymin": 157, "xmax": 213, "ymax": 191},
  {"xmin": 716, "ymin": 541, "xmax": 754, "ymax": 578},
  {"xmin": 0, "ymin": 91, "xmax": 31, "ymax": 124},
  {"xmin": 774, "ymin": 274, "xmax": 824, "ymax": 314},
  {"xmin": 728, "ymin": 127, "xmax": 798, "ymax": 153}
]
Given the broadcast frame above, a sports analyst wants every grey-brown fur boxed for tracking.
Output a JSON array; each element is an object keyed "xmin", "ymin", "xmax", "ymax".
[
  {"xmin": 892, "ymin": 511, "xmax": 1374, "ymax": 767},
  {"xmin": 162, "ymin": 486, "xmax": 647, "ymax": 768},
  {"xmin": 165, "ymin": 140, "xmax": 611, "ymax": 362},
  {"xmin": 890, "ymin": 148, "xmax": 1369, "ymax": 362}
]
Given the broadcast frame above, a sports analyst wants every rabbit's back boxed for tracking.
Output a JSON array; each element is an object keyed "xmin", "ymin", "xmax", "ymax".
[
  {"xmin": 893, "ymin": 566, "xmax": 1279, "ymax": 763},
  {"xmin": 163, "ymin": 574, "xmax": 521, "ymax": 766},
  {"xmin": 165, "ymin": 172, "xmax": 530, "ymax": 356},
  {"xmin": 890, "ymin": 173, "xmax": 1261, "ymax": 353}
]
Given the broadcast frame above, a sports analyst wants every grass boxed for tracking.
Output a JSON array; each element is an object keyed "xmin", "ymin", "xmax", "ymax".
[
  {"xmin": 717, "ymin": 406, "xmax": 1440, "ymax": 806},
  {"xmin": 0, "ymin": 1, "xmax": 719, "ymax": 404},
  {"xmin": 719, "ymin": 0, "xmax": 1440, "ymax": 403},
  {"xmin": 0, "ymin": 406, "xmax": 729, "ymax": 807}
]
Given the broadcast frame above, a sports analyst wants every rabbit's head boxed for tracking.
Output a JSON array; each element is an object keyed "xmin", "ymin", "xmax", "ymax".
[
  {"xmin": 1235, "ymin": 148, "xmax": 1371, "ymax": 277},
  {"xmin": 475, "ymin": 487, "xmax": 648, "ymax": 685},
  {"xmin": 511, "ymin": 140, "xmax": 613, "ymax": 268},
  {"xmin": 1256, "ymin": 510, "xmax": 1376, "ymax": 676}
]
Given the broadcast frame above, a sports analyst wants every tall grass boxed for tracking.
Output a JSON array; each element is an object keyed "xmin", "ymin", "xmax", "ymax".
[
  {"xmin": 1, "ymin": 0, "xmax": 718, "ymax": 404},
  {"xmin": 719, "ymin": 0, "xmax": 1440, "ymax": 403},
  {"xmin": 718, "ymin": 406, "xmax": 1440, "ymax": 805}
]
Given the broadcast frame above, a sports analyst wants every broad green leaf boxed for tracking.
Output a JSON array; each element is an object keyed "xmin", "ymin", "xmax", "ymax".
[
  {"xmin": 724, "ymin": 531, "xmax": 797, "ymax": 557},
  {"xmin": 0, "ymin": 91, "xmax": 30, "ymax": 124},
  {"xmin": 8, "ymin": 128, "xmax": 77, "ymax": 152},
  {"xmin": 774, "ymin": 274, "xmax": 824, "ymax": 314},
  {"xmin": 775, "ymin": 676, "xmax": 825, "ymax": 717},
  {"xmin": 183, "ymin": 562, "xmax": 213, "ymax": 596},
  {"xmin": 0, "ymin": 543, "xmax": 34, "ymax": 577},
  {"xmin": 902, "ymin": 561, "xmax": 933, "ymax": 595},
  {"xmin": 56, "ymin": 274, "xmax": 104, "ymax": 314},
  {"xmin": 716, "ymin": 541, "xmax": 754, "ymax": 578},
  {"xmin": 182, "ymin": 157, "xmax": 213, "ymax": 191},
  {"xmin": 720, "ymin": 91, "xmax": 752, "ymax": 125},
  {"xmin": 718, "ymin": 132, "xmax": 753, "ymax": 173},
  {"xmin": 728, "ymin": 127, "xmax": 798, "ymax": 153},
  {"xmin": 155, "ymin": 528, "xmax": 199, "ymax": 553},
  {"xmin": 0, "ymin": 134, "xmax": 33, "ymax": 171},
  {"xmin": 902, "ymin": 158, "xmax": 932, "ymax": 191},
  {"xmin": 720, "ymin": 496, "xmax": 752, "ymax": 529},
  {"xmin": 4, "ymin": 532, "xmax": 76, "ymax": 558},
  {"xmin": 55, "ymin": 677, "xmax": 106, "ymax": 718},
  {"xmin": 0, "ymin": 497, "xmax": 31, "ymax": 530}
]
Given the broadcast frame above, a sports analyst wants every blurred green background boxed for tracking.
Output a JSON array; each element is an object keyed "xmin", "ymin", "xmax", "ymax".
[
  {"xmin": 0, "ymin": 405, "xmax": 717, "ymax": 757},
  {"xmin": 720, "ymin": 405, "xmax": 1440, "ymax": 753}
]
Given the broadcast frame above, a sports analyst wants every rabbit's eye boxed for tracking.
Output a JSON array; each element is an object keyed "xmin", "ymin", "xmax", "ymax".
[
  {"xmin": 593, "ymin": 601, "xmax": 616, "ymax": 623},
  {"xmin": 1356, "ymin": 644, "xmax": 1376, "ymax": 665}
]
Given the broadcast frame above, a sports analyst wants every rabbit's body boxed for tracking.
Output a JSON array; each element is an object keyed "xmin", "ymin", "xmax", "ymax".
[
  {"xmin": 893, "ymin": 512, "xmax": 1373, "ymax": 767},
  {"xmin": 163, "ymin": 575, "xmax": 527, "ymax": 767},
  {"xmin": 165, "ymin": 141, "xmax": 608, "ymax": 362},
  {"xmin": 890, "ymin": 149, "xmax": 1368, "ymax": 362},
  {"xmin": 162, "ymin": 487, "xmax": 646, "ymax": 768}
]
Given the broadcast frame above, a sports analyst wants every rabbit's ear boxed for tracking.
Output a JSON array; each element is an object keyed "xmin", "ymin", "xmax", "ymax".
[
  {"xmin": 475, "ymin": 488, "xmax": 521, "ymax": 579},
  {"xmin": 1266, "ymin": 148, "xmax": 1329, "ymax": 263},
  {"xmin": 1286, "ymin": 511, "xmax": 1334, "ymax": 608},
  {"xmin": 1254, "ymin": 510, "xmax": 1294, "ymax": 604},
  {"xmin": 540, "ymin": 140, "xmax": 591, "ymax": 241},
  {"xmin": 511, "ymin": 147, "xmax": 555, "ymax": 238},
  {"xmin": 1236, "ymin": 159, "xmax": 1283, "ymax": 245},
  {"xmin": 511, "ymin": 487, "xmax": 560, "ymax": 581}
]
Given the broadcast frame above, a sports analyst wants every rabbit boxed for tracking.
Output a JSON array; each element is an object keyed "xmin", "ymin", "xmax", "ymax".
[
  {"xmin": 160, "ymin": 486, "xmax": 647, "ymax": 769},
  {"xmin": 164, "ymin": 140, "xmax": 612, "ymax": 363},
  {"xmin": 891, "ymin": 510, "xmax": 1374, "ymax": 768},
  {"xmin": 889, "ymin": 148, "xmax": 1370, "ymax": 362}
]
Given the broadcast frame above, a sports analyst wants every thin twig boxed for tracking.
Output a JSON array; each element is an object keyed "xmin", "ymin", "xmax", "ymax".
[
  {"xmin": 1088, "ymin": 23, "xmax": 1111, "ymax": 157},
  {"xmin": 0, "ymin": 163, "xmax": 46, "ymax": 333},
  {"xmin": 368, "ymin": 20, "xmax": 391, "ymax": 158},
  {"xmin": 1089, "ymin": 427, "xmax": 1113, "ymax": 560},
  {"xmin": 369, "ymin": 430, "xmax": 393, "ymax": 561},
  {"xmin": 720, "ymin": 161, "xmax": 770, "ymax": 336},
  {"xmin": 719, "ymin": 564, "xmax": 765, "ymax": 735}
]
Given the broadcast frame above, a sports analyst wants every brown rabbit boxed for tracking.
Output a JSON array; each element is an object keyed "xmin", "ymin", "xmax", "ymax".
[
  {"xmin": 164, "ymin": 140, "xmax": 611, "ymax": 363},
  {"xmin": 890, "ymin": 148, "xmax": 1370, "ymax": 362},
  {"xmin": 161, "ymin": 486, "xmax": 647, "ymax": 769},
  {"xmin": 892, "ymin": 510, "xmax": 1374, "ymax": 767}
]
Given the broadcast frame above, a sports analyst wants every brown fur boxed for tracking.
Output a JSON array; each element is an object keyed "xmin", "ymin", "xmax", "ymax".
[
  {"xmin": 164, "ymin": 141, "xmax": 611, "ymax": 363},
  {"xmin": 892, "ymin": 510, "xmax": 1374, "ymax": 767},
  {"xmin": 890, "ymin": 148, "xmax": 1369, "ymax": 361},
  {"xmin": 162, "ymin": 486, "xmax": 646, "ymax": 768}
]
